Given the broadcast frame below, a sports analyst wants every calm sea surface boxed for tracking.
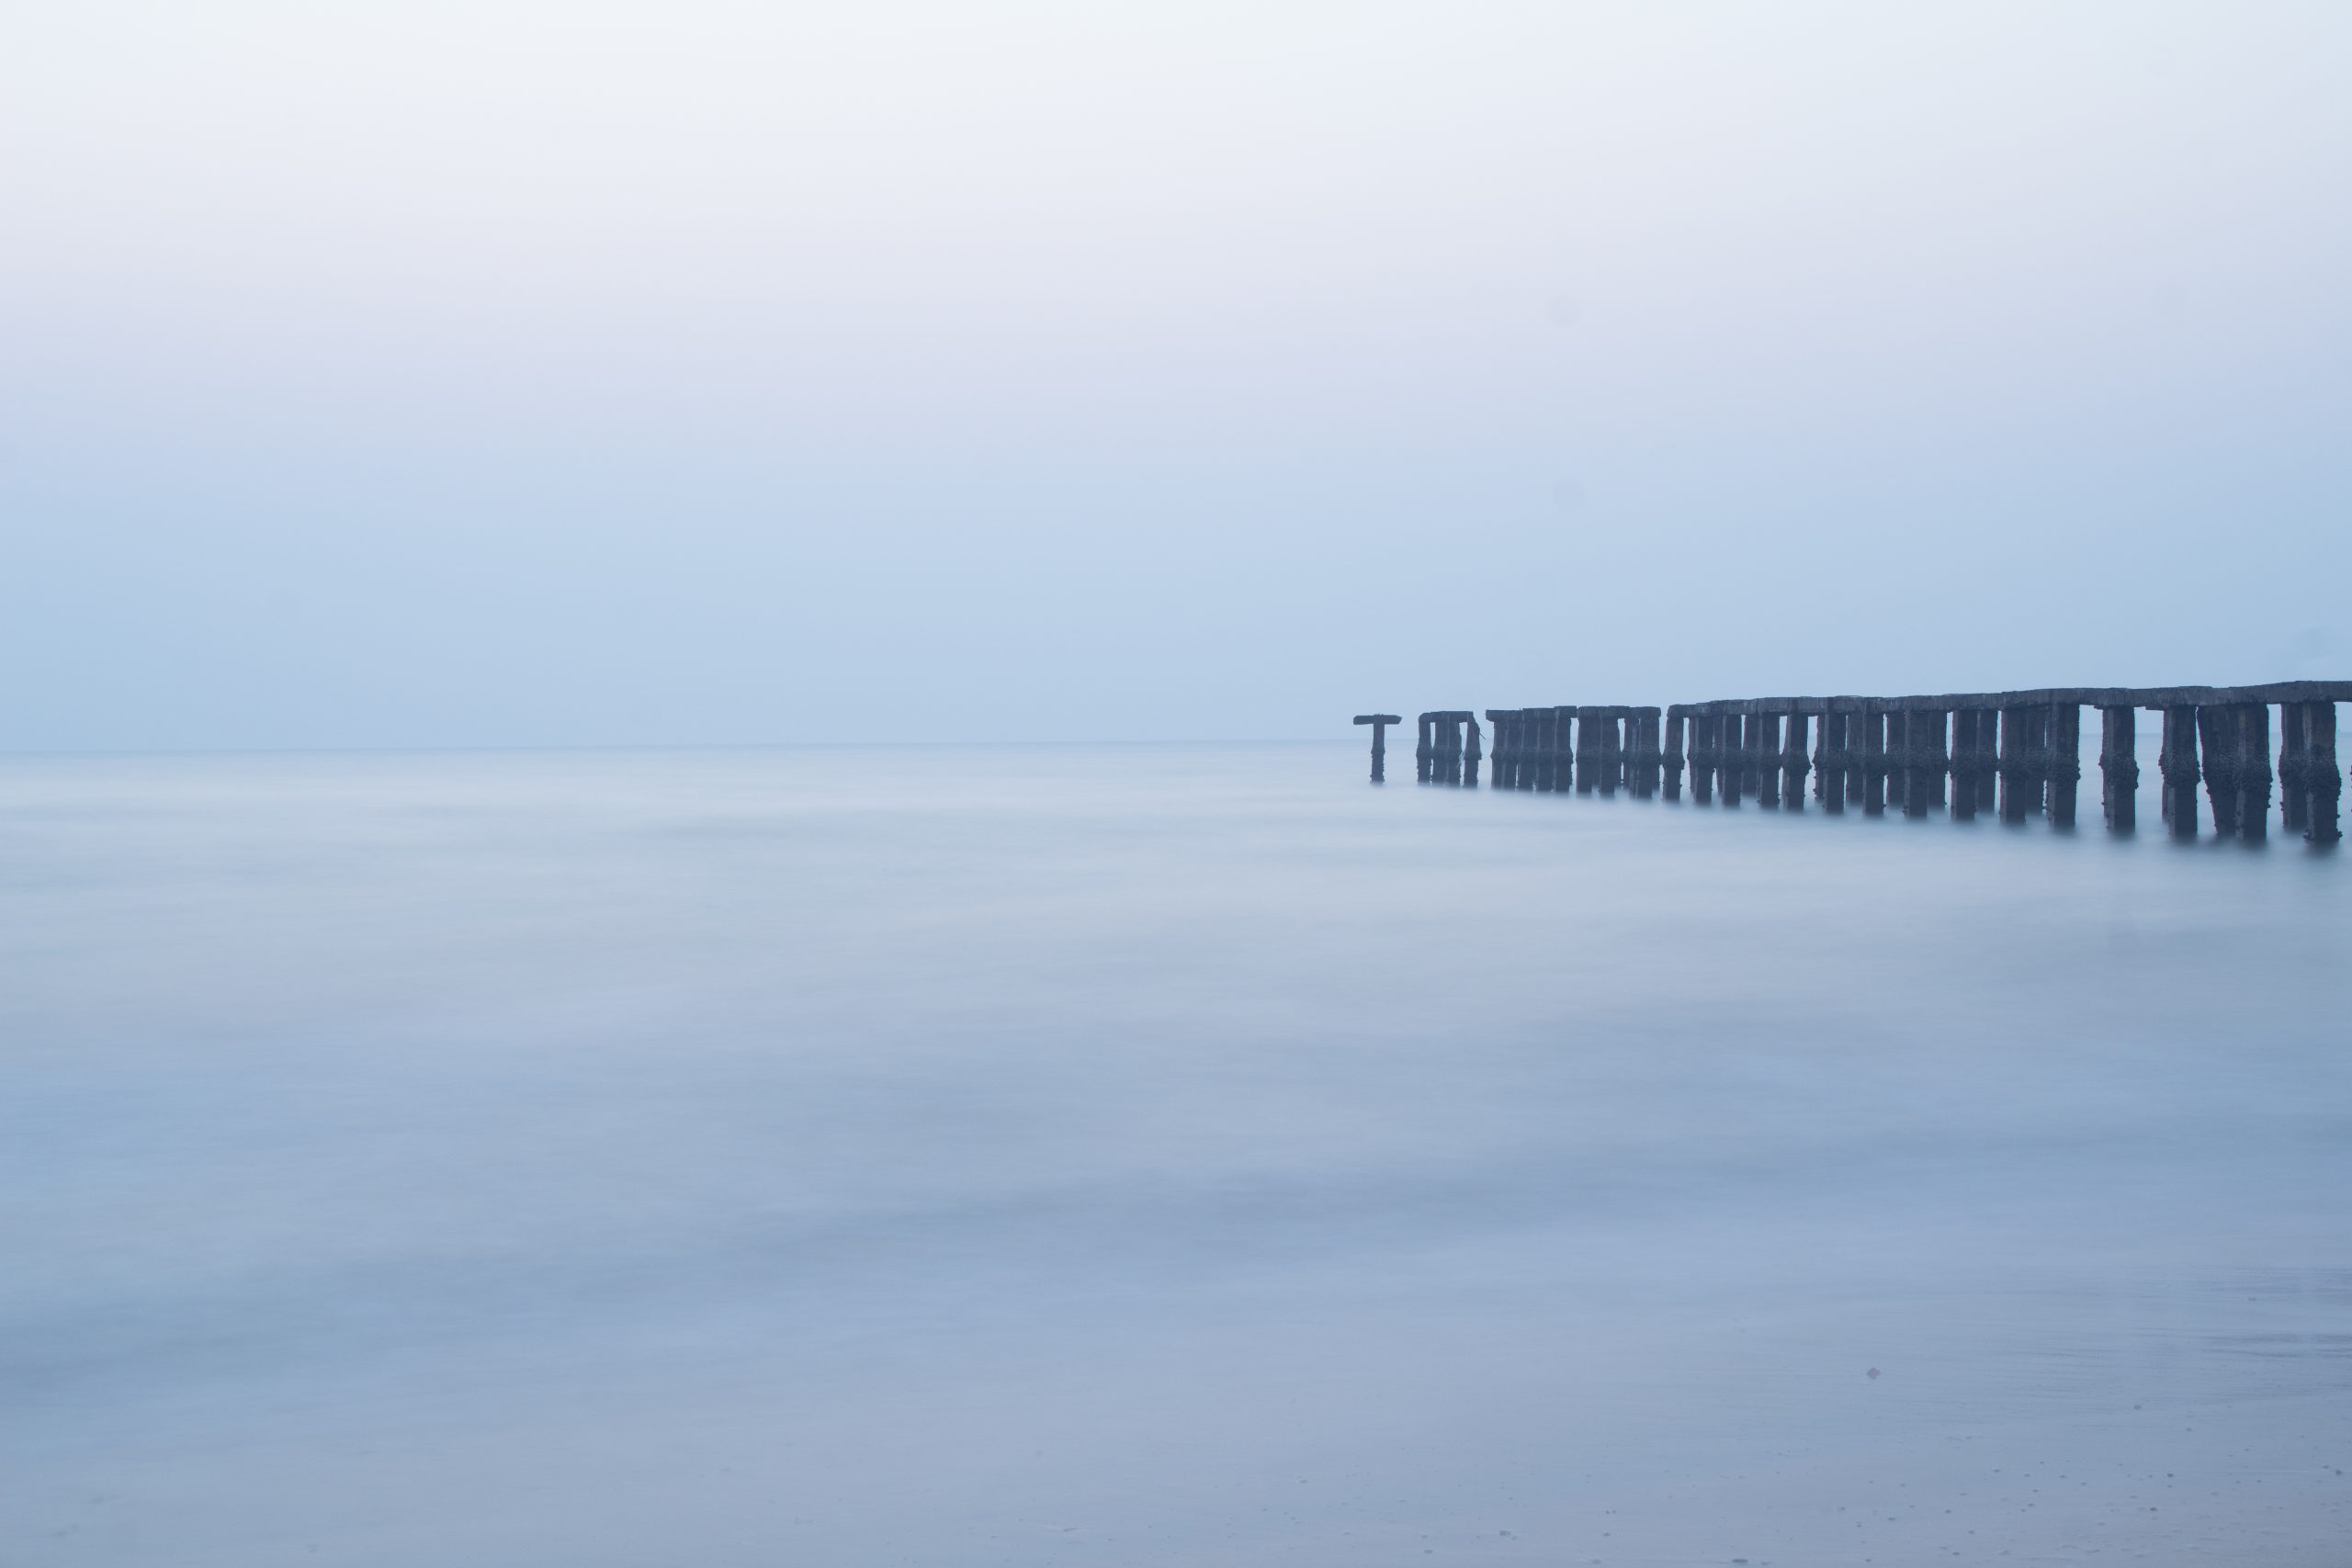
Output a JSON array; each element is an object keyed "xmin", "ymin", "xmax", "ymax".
[{"xmin": 5, "ymin": 742, "xmax": 2349, "ymax": 1566}]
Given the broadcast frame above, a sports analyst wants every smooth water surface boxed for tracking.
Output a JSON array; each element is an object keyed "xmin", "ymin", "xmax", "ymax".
[{"xmin": 5, "ymin": 743, "xmax": 2349, "ymax": 1565}]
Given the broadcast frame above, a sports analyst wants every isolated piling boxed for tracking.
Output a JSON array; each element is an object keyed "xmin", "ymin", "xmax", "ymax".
[
  {"xmin": 2098, "ymin": 706, "xmax": 2137, "ymax": 831},
  {"xmin": 1353, "ymin": 714, "xmax": 1401, "ymax": 783}
]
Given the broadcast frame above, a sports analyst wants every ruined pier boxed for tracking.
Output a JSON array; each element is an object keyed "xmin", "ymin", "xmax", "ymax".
[{"xmin": 1367, "ymin": 682, "xmax": 2346, "ymax": 844}]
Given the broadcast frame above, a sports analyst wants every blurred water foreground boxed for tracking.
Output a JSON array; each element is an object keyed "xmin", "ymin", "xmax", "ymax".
[{"xmin": 5, "ymin": 742, "xmax": 2349, "ymax": 1566}]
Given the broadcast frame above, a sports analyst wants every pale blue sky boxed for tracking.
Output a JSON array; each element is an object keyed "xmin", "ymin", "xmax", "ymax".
[{"xmin": 5, "ymin": 2, "xmax": 2346, "ymax": 749}]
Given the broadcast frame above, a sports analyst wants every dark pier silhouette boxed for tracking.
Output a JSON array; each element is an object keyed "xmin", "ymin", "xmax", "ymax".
[{"xmin": 1365, "ymin": 682, "xmax": 2345, "ymax": 844}]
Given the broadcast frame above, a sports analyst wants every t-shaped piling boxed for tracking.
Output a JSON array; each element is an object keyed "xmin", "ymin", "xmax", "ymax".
[{"xmin": 1353, "ymin": 714, "xmax": 1401, "ymax": 783}]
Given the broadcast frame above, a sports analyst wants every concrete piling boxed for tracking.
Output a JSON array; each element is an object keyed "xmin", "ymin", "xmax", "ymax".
[
  {"xmin": 2047, "ymin": 705, "xmax": 2080, "ymax": 828},
  {"xmin": 2159, "ymin": 705, "xmax": 2200, "ymax": 839},
  {"xmin": 1997, "ymin": 705, "xmax": 2039, "ymax": 823},
  {"xmin": 1661, "ymin": 712, "xmax": 1686, "ymax": 801},
  {"xmin": 1860, "ymin": 708, "xmax": 1887, "ymax": 815},
  {"xmin": 1352, "ymin": 714, "xmax": 1401, "ymax": 783},
  {"xmin": 1885, "ymin": 710, "xmax": 1910, "ymax": 816},
  {"xmin": 2278, "ymin": 701, "xmax": 2340, "ymax": 844},
  {"xmin": 2098, "ymin": 706, "xmax": 2137, "ymax": 831},
  {"xmin": 2199, "ymin": 703, "xmax": 2272, "ymax": 840},
  {"xmin": 1949, "ymin": 710, "xmax": 1984, "ymax": 820},
  {"xmin": 1752, "ymin": 712, "xmax": 1781, "ymax": 808},
  {"xmin": 1817, "ymin": 710, "xmax": 1849, "ymax": 814},
  {"xmin": 1594, "ymin": 710, "xmax": 1623, "ymax": 796},
  {"xmin": 1905, "ymin": 710, "xmax": 1945, "ymax": 818},
  {"xmin": 1690, "ymin": 713, "xmax": 1719, "ymax": 803},
  {"xmin": 1629, "ymin": 709, "xmax": 1663, "ymax": 798}
]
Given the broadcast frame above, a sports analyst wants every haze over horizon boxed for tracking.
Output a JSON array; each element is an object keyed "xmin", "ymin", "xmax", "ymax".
[{"xmin": 6, "ymin": 3, "xmax": 2347, "ymax": 751}]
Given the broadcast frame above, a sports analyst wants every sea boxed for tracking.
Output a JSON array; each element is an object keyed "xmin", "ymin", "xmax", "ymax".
[{"xmin": 5, "ymin": 740, "xmax": 2349, "ymax": 1565}]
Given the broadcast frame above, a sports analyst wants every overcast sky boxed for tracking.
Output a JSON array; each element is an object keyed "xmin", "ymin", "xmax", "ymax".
[{"xmin": 5, "ymin": 2, "xmax": 2346, "ymax": 750}]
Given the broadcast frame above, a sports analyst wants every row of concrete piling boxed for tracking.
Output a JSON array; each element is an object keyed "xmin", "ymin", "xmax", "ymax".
[{"xmin": 1354, "ymin": 682, "xmax": 2346, "ymax": 842}]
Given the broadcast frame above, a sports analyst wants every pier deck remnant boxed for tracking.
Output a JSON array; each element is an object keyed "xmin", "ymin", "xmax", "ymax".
[{"xmin": 1373, "ymin": 682, "xmax": 2346, "ymax": 844}]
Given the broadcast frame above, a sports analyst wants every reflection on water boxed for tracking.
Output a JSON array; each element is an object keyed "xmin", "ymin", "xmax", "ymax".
[{"xmin": 3, "ymin": 743, "xmax": 2349, "ymax": 1565}]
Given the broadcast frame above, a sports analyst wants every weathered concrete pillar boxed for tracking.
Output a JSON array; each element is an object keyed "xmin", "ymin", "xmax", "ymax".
[
  {"xmin": 1752, "ymin": 712, "xmax": 1782, "ymax": 808},
  {"xmin": 1843, "ymin": 708, "xmax": 1867, "ymax": 805},
  {"xmin": 1415, "ymin": 716, "xmax": 1432, "ymax": 784},
  {"xmin": 2098, "ymin": 707, "xmax": 2137, "ymax": 831},
  {"xmin": 2046, "ymin": 705, "xmax": 2081, "ymax": 828},
  {"xmin": 2279, "ymin": 701, "xmax": 2340, "ymax": 844},
  {"xmin": 1722, "ymin": 713, "xmax": 1748, "ymax": 807},
  {"xmin": 1997, "ymin": 705, "xmax": 2045, "ymax": 823},
  {"xmin": 1352, "ymin": 714, "xmax": 1401, "ymax": 783},
  {"xmin": 2241, "ymin": 705, "xmax": 2275, "ymax": 841},
  {"xmin": 1555, "ymin": 706, "xmax": 1577, "ymax": 793},
  {"xmin": 1661, "ymin": 712, "xmax": 1686, "ymax": 801},
  {"xmin": 1781, "ymin": 712, "xmax": 1810, "ymax": 813},
  {"xmin": 2200, "ymin": 703, "xmax": 2272, "ymax": 840},
  {"xmin": 1860, "ymin": 707, "xmax": 1887, "ymax": 815},
  {"xmin": 2280, "ymin": 703, "xmax": 2309, "ymax": 833},
  {"xmin": 1420, "ymin": 712, "xmax": 1464, "ymax": 786},
  {"xmin": 1528, "ymin": 709, "xmax": 1552, "ymax": 791},
  {"xmin": 1629, "ymin": 710, "xmax": 1662, "ymax": 798},
  {"xmin": 1905, "ymin": 710, "xmax": 1945, "ymax": 817},
  {"xmin": 1817, "ymin": 711, "xmax": 1849, "ymax": 814},
  {"xmin": 2158, "ymin": 705, "xmax": 2200, "ymax": 838},
  {"xmin": 1573, "ymin": 707, "xmax": 1599, "ymax": 795},
  {"xmin": 1948, "ymin": 710, "xmax": 1982, "ymax": 820},
  {"xmin": 1690, "ymin": 714, "xmax": 1717, "ymax": 803},
  {"xmin": 1464, "ymin": 716, "xmax": 1484, "ymax": 789},
  {"xmin": 1594, "ymin": 711, "xmax": 1623, "ymax": 796}
]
